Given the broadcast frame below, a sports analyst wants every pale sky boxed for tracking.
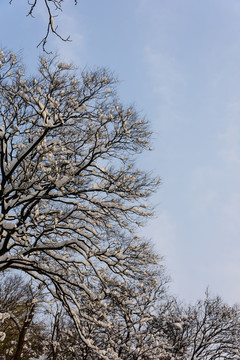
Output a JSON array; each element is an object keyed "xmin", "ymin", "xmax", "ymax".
[{"xmin": 1, "ymin": 0, "xmax": 240, "ymax": 304}]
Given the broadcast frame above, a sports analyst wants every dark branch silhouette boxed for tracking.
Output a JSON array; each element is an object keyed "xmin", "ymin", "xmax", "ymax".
[{"xmin": 9, "ymin": 0, "xmax": 78, "ymax": 52}]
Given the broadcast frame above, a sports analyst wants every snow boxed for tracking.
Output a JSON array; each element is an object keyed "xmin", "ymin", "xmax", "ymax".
[
  {"xmin": 1, "ymin": 220, "xmax": 16, "ymax": 230},
  {"xmin": 173, "ymin": 322, "xmax": 183, "ymax": 331},
  {"xmin": 58, "ymin": 62, "xmax": 72, "ymax": 70},
  {"xmin": 0, "ymin": 331, "xmax": 6, "ymax": 342},
  {"xmin": 55, "ymin": 176, "xmax": 69, "ymax": 187},
  {"xmin": 0, "ymin": 312, "xmax": 10, "ymax": 321},
  {"xmin": 0, "ymin": 126, "xmax": 5, "ymax": 138}
]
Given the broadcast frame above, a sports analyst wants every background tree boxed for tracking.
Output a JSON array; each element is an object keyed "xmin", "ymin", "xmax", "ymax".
[
  {"xmin": 2, "ymin": 272, "xmax": 240, "ymax": 359},
  {"xmin": 152, "ymin": 292, "xmax": 240, "ymax": 359},
  {"xmin": 0, "ymin": 49, "xmax": 160, "ymax": 359},
  {"xmin": 42, "ymin": 264, "xmax": 169, "ymax": 360},
  {"xmin": 0, "ymin": 272, "xmax": 46, "ymax": 360},
  {"xmin": 0, "ymin": 269, "xmax": 170, "ymax": 359}
]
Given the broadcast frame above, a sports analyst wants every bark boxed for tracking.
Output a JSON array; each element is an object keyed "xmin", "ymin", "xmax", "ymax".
[{"xmin": 12, "ymin": 305, "xmax": 35, "ymax": 360}]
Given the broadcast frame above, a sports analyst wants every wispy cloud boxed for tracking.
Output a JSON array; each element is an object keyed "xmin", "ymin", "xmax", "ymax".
[
  {"xmin": 219, "ymin": 101, "xmax": 240, "ymax": 165},
  {"xmin": 144, "ymin": 46, "xmax": 185, "ymax": 106},
  {"xmin": 145, "ymin": 210, "xmax": 177, "ymax": 257}
]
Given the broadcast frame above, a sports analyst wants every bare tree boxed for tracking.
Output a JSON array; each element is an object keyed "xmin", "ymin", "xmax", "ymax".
[
  {"xmin": 0, "ymin": 272, "xmax": 46, "ymax": 360},
  {"xmin": 9, "ymin": 0, "xmax": 78, "ymax": 51},
  {"xmin": 0, "ymin": 49, "xmax": 160, "ymax": 359},
  {"xmin": 152, "ymin": 293, "xmax": 240, "ymax": 359},
  {"xmin": 41, "ymin": 264, "xmax": 170, "ymax": 360}
]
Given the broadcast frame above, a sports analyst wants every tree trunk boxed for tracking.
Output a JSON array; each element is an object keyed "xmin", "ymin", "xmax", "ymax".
[{"xmin": 12, "ymin": 305, "xmax": 35, "ymax": 360}]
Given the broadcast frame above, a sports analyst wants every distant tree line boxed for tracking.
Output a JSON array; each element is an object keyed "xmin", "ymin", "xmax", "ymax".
[{"xmin": 1, "ymin": 272, "xmax": 240, "ymax": 359}]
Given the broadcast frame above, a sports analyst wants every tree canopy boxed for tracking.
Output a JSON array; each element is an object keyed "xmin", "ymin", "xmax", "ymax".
[{"xmin": 0, "ymin": 49, "xmax": 161, "ymax": 358}]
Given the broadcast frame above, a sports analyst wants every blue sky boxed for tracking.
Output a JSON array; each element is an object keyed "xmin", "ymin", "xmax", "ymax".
[{"xmin": 2, "ymin": 0, "xmax": 240, "ymax": 304}]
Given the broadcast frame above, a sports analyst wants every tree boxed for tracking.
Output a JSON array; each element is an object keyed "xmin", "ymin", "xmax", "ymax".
[
  {"xmin": 45, "ymin": 265, "xmax": 169, "ymax": 360},
  {"xmin": 9, "ymin": 0, "xmax": 78, "ymax": 51},
  {"xmin": 0, "ymin": 49, "xmax": 160, "ymax": 359},
  {"xmin": 0, "ymin": 269, "xmax": 170, "ymax": 360},
  {"xmin": 0, "ymin": 272, "xmax": 46, "ymax": 360},
  {"xmin": 152, "ymin": 292, "xmax": 240, "ymax": 359}
]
